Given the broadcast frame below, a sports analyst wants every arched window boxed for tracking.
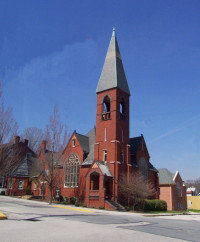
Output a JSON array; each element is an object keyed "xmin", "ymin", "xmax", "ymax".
[
  {"xmin": 102, "ymin": 96, "xmax": 110, "ymax": 120},
  {"xmin": 139, "ymin": 157, "xmax": 148, "ymax": 180},
  {"xmin": 177, "ymin": 182, "xmax": 181, "ymax": 197},
  {"xmin": 65, "ymin": 154, "xmax": 79, "ymax": 187},
  {"xmin": 90, "ymin": 172, "xmax": 100, "ymax": 190},
  {"xmin": 119, "ymin": 100, "xmax": 125, "ymax": 119}
]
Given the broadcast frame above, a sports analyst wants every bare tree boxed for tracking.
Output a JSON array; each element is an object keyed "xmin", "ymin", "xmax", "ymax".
[
  {"xmin": 118, "ymin": 173, "xmax": 156, "ymax": 210},
  {"xmin": 0, "ymin": 83, "xmax": 18, "ymax": 144},
  {"xmin": 39, "ymin": 105, "xmax": 70, "ymax": 204},
  {"xmin": 185, "ymin": 178, "xmax": 200, "ymax": 194},
  {"xmin": 44, "ymin": 105, "xmax": 70, "ymax": 152},
  {"xmin": 21, "ymin": 127, "xmax": 44, "ymax": 153}
]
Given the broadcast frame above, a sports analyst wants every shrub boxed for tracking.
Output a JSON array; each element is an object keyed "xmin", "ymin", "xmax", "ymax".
[
  {"xmin": 0, "ymin": 191, "xmax": 5, "ymax": 195},
  {"xmin": 26, "ymin": 185, "xmax": 32, "ymax": 195},
  {"xmin": 125, "ymin": 206, "xmax": 131, "ymax": 211},
  {"xmin": 70, "ymin": 197, "xmax": 76, "ymax": 205},
  {"xmin": 143, "ymin": 199, "xmax": 167, "ymax": 211},
  {"xmin": 64, "ymin": 197, "xmax": 69, "ymax": 204},
  {"xmin": 75, "ymin": 202, "xmax": 80, "ymax": 207},
  {"xmin": 56, "ymin": 195, "xmax": 64, "ymax": 202},
  {"xmin": 99, "ymin": 206, "xmax": 105, "ymax": 209}
]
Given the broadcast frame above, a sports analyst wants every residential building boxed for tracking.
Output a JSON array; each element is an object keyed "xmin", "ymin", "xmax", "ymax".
[{"xmin": 158, "ymin": 168, "xmax": 187, "ymax": 210}]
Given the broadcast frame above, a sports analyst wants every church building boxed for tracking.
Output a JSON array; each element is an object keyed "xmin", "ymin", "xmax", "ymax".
[{"xmin": 60, "ymin": 28, "xmax": 159, "ymax": 209}]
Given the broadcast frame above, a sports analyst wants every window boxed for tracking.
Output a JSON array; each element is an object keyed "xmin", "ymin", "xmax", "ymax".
[
  {"xmin": 139, "ymin": 157, "xmax": 148, "ymax": 180},
  {"xmin": 9, "ymin": 179, "xmax": 13, "ymax": 189},
  {"xmin": 103, "ymin": 150, "xmax": 107, "ymax": 162},
  {"xmin": 105, "ymin": 127, "xmax": 107, "ymax": 141},
  {"xmin": 72, "ymin": 139, "xmax": 76, "ymax": 147},
  {"xmin": 121, "ymin": 151, "xmax": 124, "ymax": 164},
  {"xmin": 178, "ymin": 202, "xmax": 182, "ymax": 209},
  {"xmin": 18, "ymin": 179, "xmax": 24, "ymax": 190},
  {"xmin": 102, "ymin": 96, "xmax": 110, "ymax": 120},
  {"xmin": 177, "ymin": 182, "xmax": 181, "ymax": 197},
  {"xmin": 33, "ymin": 182, "xmax": 37, "ymax": 191},
  {"xmin": 119, "ymin": 100, "xmax": 125, "ymax": 119},
  {"xmin": 65, "ymin": 154, "xmax": 79, "ymax": 187}
]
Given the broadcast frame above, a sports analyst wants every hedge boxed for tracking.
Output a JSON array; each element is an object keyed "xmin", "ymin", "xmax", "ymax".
[{"xmin": 143, "ymin": 199, "xmax": 167, "ymax": 211}]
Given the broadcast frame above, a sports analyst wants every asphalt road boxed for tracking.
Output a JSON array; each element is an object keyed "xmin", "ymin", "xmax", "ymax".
[{"xmin": 0, "ymin": 196, "xmax": 200, "ymax": 242}]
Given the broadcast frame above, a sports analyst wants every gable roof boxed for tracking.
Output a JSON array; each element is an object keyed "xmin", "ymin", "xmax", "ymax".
[
  {"xmin": 11, "ymin": 154, "xmax": 38, "ymax": 177},
  {"xmin": 75, "ymin": 132, "xmax": 89, "ymax": 153},
  {"xmin": 44, "ymin": 150, "xmax": 62, "ymax": 166},
  {"xmin": 82, "ymin": 128, "xmax": 96, "ymax": 165},
  {"xmin": 158, "ymin": 168, "xmax": 176, "ymax": 185},
  {"xmin": 149, "ymin": 162, "xmax": 158, "ymax": 172},
  {"xmin": 96, "ymin": 160, "xmax": 112, "ymax": 177},
  {"xmin": 96, "ymin": 28, "xmax": 130, "ymax": 95},
  {"xmin": 0, "ymin": 141, "xmax": 35, "ymax": 177},
  {"xmin": 129, "ymin": 136, "xmax": 143, "ymax": 154}
]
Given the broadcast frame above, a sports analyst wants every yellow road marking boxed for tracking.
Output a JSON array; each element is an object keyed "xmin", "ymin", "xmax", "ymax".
[
  {"xmin": 53, "ymin": 205, "xmax": 94, "ymax": 213},
  {"xmin": 0, "ymin": 211, "xmax": 7, "ymax": 220}
]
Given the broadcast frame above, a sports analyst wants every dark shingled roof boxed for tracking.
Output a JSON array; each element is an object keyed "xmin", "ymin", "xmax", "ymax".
[
  {"xmin": 129, "ymin": 136, "xmax": 142, "ymax": 166},
  {"xmin": 82, "ymin": 128, "xmax": 96, "ymax": 165},
  {"xmin": 149, "ymin": 162, "xmax": 158, "ymax": 172},
  {"xmin": 0, "ymin": 141, "xmax": 35, "ymax": 177},
  {"xmin": 44, "ymin": 150, "xmax": 62, "ymax": 166},
  {"xmin": 129, "ymin": 136, "xmax": 142, "ymax": 154},
  {"xmin": 158, "ymin": 168, "xmax": 176, "ymax": 184},
  {"xmin": 96, "ymin": 28, "xmax": 130, "ymax": 95},
  {"xmin": 11, "ymin": 154, "xmax": 38, "ymax": 177},
  {"xmin": 75, "ymin": 132, "xmax": 89, "ymax": 153}
]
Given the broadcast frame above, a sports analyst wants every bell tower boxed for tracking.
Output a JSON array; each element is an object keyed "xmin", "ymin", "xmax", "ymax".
[{"xmin": 94, "ymin": 28, "xmax": 131, "ymax": 201}]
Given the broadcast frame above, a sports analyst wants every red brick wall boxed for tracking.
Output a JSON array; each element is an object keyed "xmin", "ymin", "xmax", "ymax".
[
  {"xmin": 95, "ymin": 88, "xmax": 130, "ymax": 201},
  {"xmin": 159, "ymin": 172, "xmax": 187, "ymax": 211},
  {"xmin": 159, "ymin": 185, "xmax": 172, "ymax": 210},
  {"xmin": 61, "ymin": 133, "xmax": 89, "ymax": 201},
  {"xmin": 7, "ymin": 177, "xmax": 29, "ymax": 196}
]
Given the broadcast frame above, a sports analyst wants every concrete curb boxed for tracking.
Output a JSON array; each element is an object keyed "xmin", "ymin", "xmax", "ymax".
[
  {"xmin": 143, "ymin": 212, "xmax": 200, "ymax": 217},
  {"xmin": 0, "ymin": 211, "xmax": 7, "ymax": 220}
]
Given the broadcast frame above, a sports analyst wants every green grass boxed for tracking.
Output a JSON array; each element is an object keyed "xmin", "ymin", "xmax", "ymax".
[
  {"xmin": 131, "ymin": 210, "xmax": 187, "ymax": 214},
  {"xmin": 188, "ymin": 209, "xmax": 200, "ymax": 213},
  {"xmin": 144, "ymin": 210, "xmax": 187, "ymax": 214}
]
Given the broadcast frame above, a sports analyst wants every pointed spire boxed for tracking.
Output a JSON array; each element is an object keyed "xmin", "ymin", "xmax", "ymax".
[
  {"xmin": 112, "ymin": 27, "xmax": 115, "ymax": 37},
  {"xmin": 96, "ymin": 28, "xmax": 130, "ymax": 95}
]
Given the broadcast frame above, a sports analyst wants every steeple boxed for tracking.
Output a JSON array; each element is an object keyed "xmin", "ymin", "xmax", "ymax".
[{"xmin": 96, "ymin": 28, "xmax": 130, "ymax": 95}]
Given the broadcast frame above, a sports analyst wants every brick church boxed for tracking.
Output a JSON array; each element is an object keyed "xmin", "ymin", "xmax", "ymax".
[
  {"xmin": 2, "ymin": 28, "xmax": 159, "ymax": 210},
  {"xmin": 58, "ymin": 28, "xmax": 158, "ymax": 209}
]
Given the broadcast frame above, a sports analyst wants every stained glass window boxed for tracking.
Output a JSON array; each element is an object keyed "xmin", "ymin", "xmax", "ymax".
[{"xmin": 64, "ymin": 154, "xmax": 79, "ymax": 187}]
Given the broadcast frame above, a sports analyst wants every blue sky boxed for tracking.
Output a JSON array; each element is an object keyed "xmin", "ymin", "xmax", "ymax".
[{"xmin": 0, "ymin": 0, "xmax": 200, "ymax": 180}]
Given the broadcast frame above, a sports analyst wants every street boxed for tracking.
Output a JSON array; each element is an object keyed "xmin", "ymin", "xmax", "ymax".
[{"xmin": 0, "ymin": 196, "xmax": 200, "ymax": 242}]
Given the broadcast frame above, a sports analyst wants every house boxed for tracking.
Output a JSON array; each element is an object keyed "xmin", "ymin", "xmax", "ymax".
[
  {"xmin": 31, "ymin": 140, "xmax": 63, "ymax": 199},
  {"xmin": 158, "ymin": 168, "xmax": 187, "ymax": 210},
  {"xmin": 37, "ymin": 28, "xmax": 158, "ymax": 209},
  {"xmin": 186, "ymin": 187, "xmax": 198, "ymax": 196},
  {"xmin": 0, "ymin": 136, "xmax": 37, "ymax": 196}
]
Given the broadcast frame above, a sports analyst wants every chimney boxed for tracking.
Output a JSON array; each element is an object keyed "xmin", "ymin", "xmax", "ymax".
[
  {"xmin": 14, "ymin": 136, "xmax": 20, "ymax": 144},
  {"xmin": 23, "ymin": 139, "xmax": 28, "ymax": 146},
  {"xmin": 41, "ymin": 140, "xmax": 47, "ymax": 151}
]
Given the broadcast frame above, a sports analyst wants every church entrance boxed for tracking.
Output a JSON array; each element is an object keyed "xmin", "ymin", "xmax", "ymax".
[
  {"xmin": 90, "ymin": 172, "xmax": 100, "ymax": 190},
  {"xmin": 105, "ymin": 177, "xmax": 113, "ymax": 199}
]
